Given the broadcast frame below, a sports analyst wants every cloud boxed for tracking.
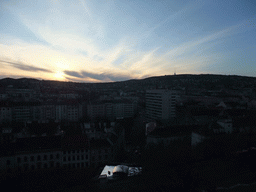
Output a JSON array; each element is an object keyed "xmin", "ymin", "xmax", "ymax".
[
  {"xmin": 64, "ymin": 69, "xmax": 132, "ymax": 82},
  {"xmin": 0, "ymin": 59, "xmax": 52, "ymax": 73},
  {"xmin": 63, "ymin": 70, "xmax": 84, "ymax": 78},
  {"xmin": 79, "ymin": 0, "xmax": 91, "ymax": 18}
]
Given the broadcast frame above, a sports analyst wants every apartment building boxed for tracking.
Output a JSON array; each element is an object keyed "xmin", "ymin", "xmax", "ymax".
[
  {"xmin": 146, "ymin": 89, "xmax": 176, "ymax": 122},
  {"xmin": 87, "ymin": 99, "xmax": 137, "ymax": 120},
  {"xmin": 0, "ymin": 106, "xmax": 12, "ymax": 122},
  {"xmin": 0, "ymin": 135, "xmax": 113, "ymax": 171}
]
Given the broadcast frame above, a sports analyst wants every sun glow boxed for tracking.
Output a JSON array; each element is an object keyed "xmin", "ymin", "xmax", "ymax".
[{"xmin": 54, "ymin": 71, "xmax": 65, "ymax": 80}]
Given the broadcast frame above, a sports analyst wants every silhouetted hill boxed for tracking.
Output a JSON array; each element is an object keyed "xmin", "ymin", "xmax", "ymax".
[{"xmin": 0, "ymin": 74, "xmax": 256, "ymax": 91}]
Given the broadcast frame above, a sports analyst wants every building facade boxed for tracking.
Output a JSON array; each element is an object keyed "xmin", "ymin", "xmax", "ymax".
[{"xmin": 146, "ymin": 89, "xmax": 176, "ymax": 122}]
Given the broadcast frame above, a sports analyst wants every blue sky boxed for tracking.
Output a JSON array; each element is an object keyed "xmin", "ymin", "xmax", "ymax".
[{"xmin": 0, "ymin": 0, "xmax": 255, "ymax": 82}]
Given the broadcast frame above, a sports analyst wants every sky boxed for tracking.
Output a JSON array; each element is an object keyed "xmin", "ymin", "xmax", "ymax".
[{"xmin": 0, "ymin": 0, "xmax": 255, "ymax": 82}]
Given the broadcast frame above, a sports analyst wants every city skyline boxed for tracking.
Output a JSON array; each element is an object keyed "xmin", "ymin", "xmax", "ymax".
[{"xmin": 0, "ymin": 0, "xmax": 255, "ymax": 82}]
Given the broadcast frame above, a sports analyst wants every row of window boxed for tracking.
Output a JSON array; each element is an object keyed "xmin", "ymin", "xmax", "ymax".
[
  {"xmin": 63, "ymin": 149, "xmax": 88, "ymax": 154},
  {"xmin": 63, "ymin": 162, "xmax": 89, "ymax": 168},
  {"xmin": 63, "ymin": 155, "xmax": 89, "ymax": 161},
  {"xmin": 22, "ymin": 162, "xmax": 61, "ymax": 170},
  {"xmin": 14, "ymin": 153, "xmax": 108, "ymax": 164},
  {"xmin": 91, "ymin": 155, "xmax": 108, "ymax": 161},
  {"xmin": 17, "ymin": 154, "xmax": 60, "ymax": 163}
]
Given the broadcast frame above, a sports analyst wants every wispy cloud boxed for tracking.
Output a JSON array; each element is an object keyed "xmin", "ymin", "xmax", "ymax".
[
  {"xmin": 79, "ymin": 0, "xmax": 91, "ymax": 18},
  {"xmin": 0, "ymin": 59, "xmax": 52, "ymax": 73},
  {"xmin": 64, "ymin": 69, "xmax": 132, "ymax": 82},
  {"xmin": 63, "ymin": 70, "xmax": 84, "ymax": 78}
]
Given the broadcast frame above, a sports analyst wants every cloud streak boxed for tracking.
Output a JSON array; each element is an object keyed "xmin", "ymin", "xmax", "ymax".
[
  {"xmin": 0, "ymin": 59, "xmax": 52, "ymax": 73},
  {"xmin": 64, "ymin": 70, "xmax": 132, "ymax": 82}
]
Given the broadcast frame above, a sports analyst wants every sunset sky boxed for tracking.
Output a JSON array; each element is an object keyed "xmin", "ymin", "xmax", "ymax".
[{"xmin": 0, "ymin": 0, "xmax": 255, "ymax": 82}]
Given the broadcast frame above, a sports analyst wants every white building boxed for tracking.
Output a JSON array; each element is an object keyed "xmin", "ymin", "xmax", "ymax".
[{"xmin": 146, "ymin": 89, "xmax": 176, "ymax": 121}]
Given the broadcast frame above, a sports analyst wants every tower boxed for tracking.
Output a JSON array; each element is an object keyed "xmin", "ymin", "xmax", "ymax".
[{"xmin": 146, "ymin": 89, "xmax": 176, "ymax": 122}]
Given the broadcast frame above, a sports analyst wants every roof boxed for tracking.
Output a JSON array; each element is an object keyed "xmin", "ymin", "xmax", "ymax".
[
  {"xmin": 15, "ymin": 135, "xmax": 62, "ymax": 152},
  {"xmin": 90, "ymin": 139, "xmax": 112, "ymax": 149},
  {"xmin": 148, "ymin": 125, "xmax": 201, "ymax": 138},
  {"xmin": 62, "ymin": 134, "xmax": 89, "ymax": 149},
  {"xmin": 99, "ymin": 165, "xmax": 142, "ymax": 179},
  {"xmin": 113, "ymin": 165, "xmax": 129, "ymax": 174}
]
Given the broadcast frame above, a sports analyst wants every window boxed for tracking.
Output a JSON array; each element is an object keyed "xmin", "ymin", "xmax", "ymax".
[
  {"xmin": 6, "ymin": 160, "xmax": 10, "ymax": 166},
  {"xmin": 63, "ymin": 151, "xmax": 66, "ymax": 155},
  {"xmin": 56, "ymin": 162, "xmax": 60, "ymax": 168},
  {"xmin": 44, "ymin": 155, "xmax": 47, "ymax": 160},
  {"xmin": 24, "ymin": 156, "xmax": 28, "ymax": 162},
  {"xmin": 56, "ymin": 154, "xmax": 60, "ymax": 159},
  {"xmin": 30, "ymin": 156, "xmax": 34, "ymax": 162},
  {"xmin": 81, "ymin": 162, "xmax": 84, "ymax": 168},
  {"xmin": 73, "ymin": 156, "xmax": 75, "ymax": 161},
  {"xmin": 72, "ymin": 150, "xmax": 75, "ymax": 153},
  {"xmin": 44, "ymin": 163, "xmax": 48, "ymax": 169},
  {"xmin": 50, "ymin": 154, "xmax": 53, "ymax": 159},
  {"xmin": 81, "ymin": 155, "xmax": 84, "ymax": 160},
  {"xmin": 86, "ymin": 155, "xmax": 88, "ymax": 160},
  {"xmin": 68, "ymin": 151, "xmax": 71, "ymax": 154},
  {"xmin": 31, "ymin": 165, "xmax": 35, "ymax": 170},
  {"xmin": 63, "ymin": 156, "xmax": 66, "ymax": 162},
  {"xmin": 68, "ymin": 156, "xmax": 71, "ymax": 161},
  {"xmin": 37, "ymin": 162, "xmax": 42, "ymax": 169},
  {"xmin": 77, "ymin": 163, "xmax": 80, "ymax": 168},
  {"xmin": 81, "ymin": 149, "xmax": 84, "ymax": 153},
  {"xmin": 77, "ymin": 155, "xmax": 80, "ymax": 160},
  {"xmin": 37, "ymin": 155, "xmax": 41, "ymax": 161},
  {"xmin": 86, "ymin": 162, "xmax": 88, "ymax": 167},
  {"xmin": 17, "ymin": 157, "xmax": 21, "ymax": 163},
  {"xmin": 24, "ymin": 164, "xmax": 29, "ymax": 170}
]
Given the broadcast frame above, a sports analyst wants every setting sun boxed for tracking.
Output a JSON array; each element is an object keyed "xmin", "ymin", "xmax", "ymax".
[{"xmin": 54, "ymin": 71, "xmax": 65, "ymax": 80}]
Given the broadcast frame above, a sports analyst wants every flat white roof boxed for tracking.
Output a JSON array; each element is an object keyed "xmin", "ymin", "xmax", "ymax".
[{"xmin": 99, "ymin": 165, "xmax": 142, "ymax": 179}]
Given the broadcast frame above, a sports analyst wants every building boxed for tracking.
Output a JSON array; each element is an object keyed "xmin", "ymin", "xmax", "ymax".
[
  {"xmin": 0, "ymin": 134, "xmax": 114, "ymax": 171},
  {"xmin": 146, "ymin": 125, "xmax": 206, "ymax": 147},
  {"xmin": 90, "ymin": 139, "xmax": 113, "ymax": 168},
  {"xmin": 0, "ymin": 136, "xmax": 63, "ymax": 171},
  {"xmin": 87, "ymin": 99, "xmax": 137, "ymax": 120},
  {"xmin": 5, "ymin": 88, "xmax": 35, "ymax": 100},
  {"xmin": 61, "ymin": 135, "xmax": 90, "ymax": 169},
  {"xmin": 56, "ymin": 101, "xmax": 83, "ymax": 122},
  {"xmin": 146, "ymin": 89, "xmax": 176, "ymax": 122},
  {"xmin": 0, "ymin": 105, "xmax": 12, "ymax": 123}
]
